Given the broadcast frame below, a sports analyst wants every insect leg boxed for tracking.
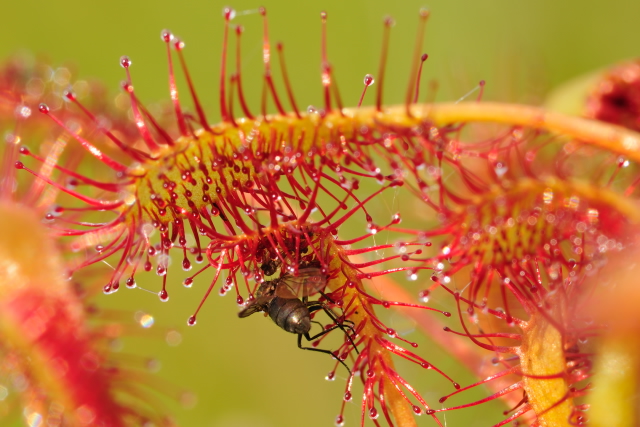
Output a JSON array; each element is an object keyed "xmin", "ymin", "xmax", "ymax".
[
  {"xmin": 298, "ymin": 332, "xmax": 352, "ymax": 374},
  {"xmin": 317, "ymin": 291, "xmax": 358, "ymax": 337},
  {"xmin": 307, "ymin": 302, "xmax": 359, "ymax": 354},
  {"xmin": 319, "ymin": 290, "xmax": 336, "ymax": 304},
  {"xmin": 310, "ymin": 319, "xmax": 325, "ymax": 332}
]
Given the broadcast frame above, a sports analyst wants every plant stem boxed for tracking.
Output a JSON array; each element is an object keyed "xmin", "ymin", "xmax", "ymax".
[{"xmin": 338, "ymin": 102, "xmax": 640, "ymax": 162}]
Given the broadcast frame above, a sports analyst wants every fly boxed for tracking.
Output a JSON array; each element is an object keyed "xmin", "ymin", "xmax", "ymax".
[{"xmin": 238, "ymin": 267, "xmax": 358, "ymax": 373}]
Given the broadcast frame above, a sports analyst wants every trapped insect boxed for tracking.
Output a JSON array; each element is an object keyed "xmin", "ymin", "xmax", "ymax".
[{"xmin": 238, "ymin": 267, "xmax": 359, "ymax": 373}]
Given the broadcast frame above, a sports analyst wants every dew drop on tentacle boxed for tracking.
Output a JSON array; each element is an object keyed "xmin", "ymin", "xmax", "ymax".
[
  {"xmin": 369, "ymin": 408, "xmax": 379, "ymax": 420},
  {"xmin": 358, "ymin": 74, "xmax": 375, "ymax": 108},
  {"xmin": 160, "ymin": 29, "xmax": 172, "ymax": 43},
  {"xmin": 413, "ymin": 53, "xmax": 429, "ymax": 103},
  {"xmin": 334, "ymin": 415, "xmax": 344, "ymax": 427},
  {"xmin": 187, "ymin": 315, "xmax": 197, "ymax": 326},
  {"xmin": 120, "ymin": 56, "xmax": 132, "ymax": 69},
  {"xmin": 413, "ymin": 405, "xmax": 422, "ymax": 415},
  {"xmin": 37, "ymin": 103, "xmax": 50, "ymax": 114},
  {"xmin": 223, "ymin": 6, "xmax": 236, "ymax": 20},
  {"xmin": 158, "ymin": 289, "xmax": 169, "ymax": 302},
  {"xmin": 364, "ymin": 74, "xmax": 375, "ymax": 86}
]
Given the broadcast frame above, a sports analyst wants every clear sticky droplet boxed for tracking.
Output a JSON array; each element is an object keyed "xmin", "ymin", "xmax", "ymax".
[
  {"xmin": 223, "ymin": 7, "xmax": 236, "ymax": 20},
  {"xmin": 161, "ymin": 29, "xmax": 173, "ymax": 42},
  {"xmin": 364, "ymin": 74, "xmax": 375, "ymax": 86},
  {"xmin": 120, "ymin": 56, "xmax": 132, "ymax": 68}
]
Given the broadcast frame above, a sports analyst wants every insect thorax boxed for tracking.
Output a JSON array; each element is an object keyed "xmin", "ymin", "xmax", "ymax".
[{"xmin": 255, "ymin": 281, "xmax": 276, "ymax": 299}]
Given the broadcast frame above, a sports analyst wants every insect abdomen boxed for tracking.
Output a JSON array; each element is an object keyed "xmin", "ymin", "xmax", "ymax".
[{"xmin": 269, "ymin": 298, "xmax": 310, "ymax": 335}]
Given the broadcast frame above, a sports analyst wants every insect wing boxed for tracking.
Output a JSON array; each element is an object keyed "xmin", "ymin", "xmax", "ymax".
[
  {"xmin": 238, "ymin": 296, "xmax": 271, "ymax": 318},
  {"xmin": 275, "ymin": 268, "xmax": 327, "ymax": 299}
]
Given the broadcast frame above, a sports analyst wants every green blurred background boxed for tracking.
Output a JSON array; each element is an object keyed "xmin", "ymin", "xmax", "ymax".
[{"xmin": 3, "ymin": 0, "xmax": 640, "ymax": 426}]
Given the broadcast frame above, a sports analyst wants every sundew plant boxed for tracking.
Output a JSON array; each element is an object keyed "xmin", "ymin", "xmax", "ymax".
[{"xmin": 2, "ymin": 1, "xmax": 640, "ymax": 426}]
